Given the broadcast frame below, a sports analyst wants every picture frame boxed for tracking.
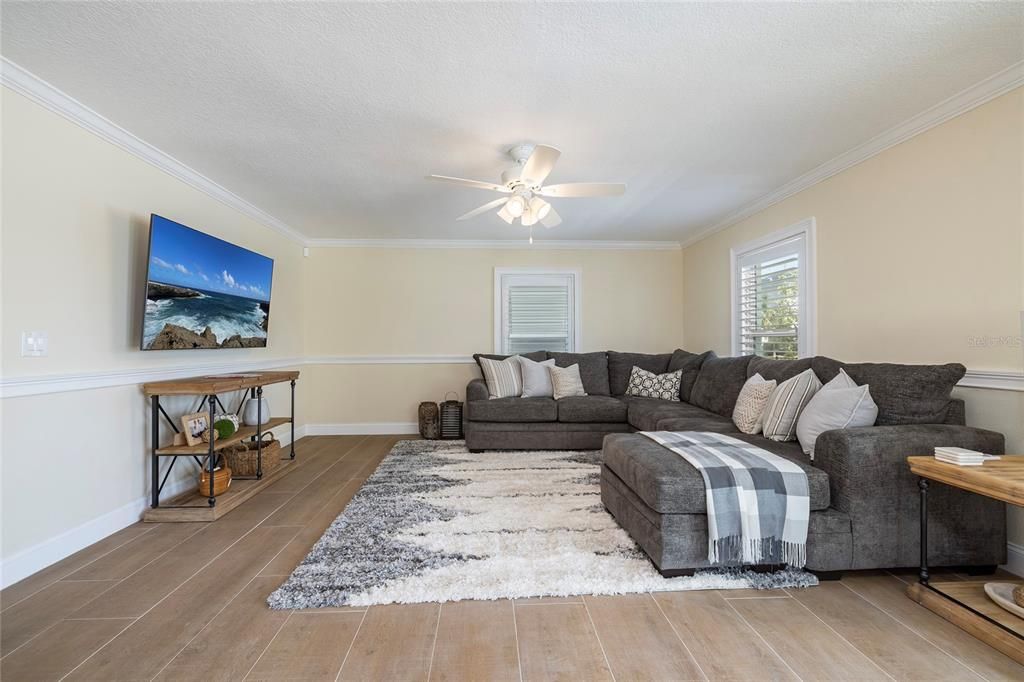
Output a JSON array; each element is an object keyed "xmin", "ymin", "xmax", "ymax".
[{"xmin": 180, "ymin": 412, "xmax": 212, "ymax": 446}]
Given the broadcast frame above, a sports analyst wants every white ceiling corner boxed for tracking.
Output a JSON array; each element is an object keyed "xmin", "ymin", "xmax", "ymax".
[{"xmin": 2, "ymin": 3, "xmax": 1021, "ymax": 246}]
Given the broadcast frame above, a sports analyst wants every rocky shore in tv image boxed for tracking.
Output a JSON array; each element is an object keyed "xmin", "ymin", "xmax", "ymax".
[
  {"xmin": 141, "ymin": 215, "xmax": 274, "ymax": 350},
  {"xmin": 143, "ymin": 282, "xmax": 270, "ymax": 349}
]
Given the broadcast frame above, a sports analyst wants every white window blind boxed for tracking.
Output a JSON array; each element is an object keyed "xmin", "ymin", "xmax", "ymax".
[
  {"xmin": 732, "ymin": 224, "xmax": 814, "ymax": 360},
  {"xmin": 495, "ymin": 270, "xmax": 579, "ymax": 354}
]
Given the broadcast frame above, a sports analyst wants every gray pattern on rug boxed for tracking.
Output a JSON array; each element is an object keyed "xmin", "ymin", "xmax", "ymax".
[{"xmin": 268, "ymin": 440, "xmax": 816, "ymax": 609}]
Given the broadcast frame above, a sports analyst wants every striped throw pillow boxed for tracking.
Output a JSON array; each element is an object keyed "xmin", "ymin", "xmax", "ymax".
[
  {"xmin": 479, "ymin": 356, "xmax": 523, "ymax": 399},
  {"xmin": 761, "ymin": 368, "xmax": 822, "ymax": 441},
  {"xmin": 550, "ymin": 364, "xmax": 587, "ymax": 400}
]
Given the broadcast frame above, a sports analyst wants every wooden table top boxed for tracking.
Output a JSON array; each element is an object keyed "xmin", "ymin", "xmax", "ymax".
[
  {"xmin": 143, "ymin": 370, "xmax": 300, "ymax": 396},
  {"xmin": 907, "ymin": 455, "xmax": 1024, "ymax": 507}
]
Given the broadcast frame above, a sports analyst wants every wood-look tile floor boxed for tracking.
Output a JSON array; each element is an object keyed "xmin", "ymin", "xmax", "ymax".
[{"xmin": 2, "ymin": 435, "xmax": 1022, "ymax": 681}]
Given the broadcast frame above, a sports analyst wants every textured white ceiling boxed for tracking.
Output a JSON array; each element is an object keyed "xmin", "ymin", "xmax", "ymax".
[{"xmin": 3, "ymin": 2, "xmax": 1022, "ymax": 241}]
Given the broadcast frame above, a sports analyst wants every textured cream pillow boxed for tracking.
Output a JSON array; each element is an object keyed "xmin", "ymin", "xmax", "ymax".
[
  {"xmin": 732, "ymin": 373, "xmax": 778, "ymax": 434},
  {"xmin": 761, "ymin": 368, "xmax": 822, "ymax": 441},
  {"xmin": 549, "ymin": 363, "xmax": 587, "ymax": 400},
  {"xmin": 796, "ymin": 369, "xmax": 878, "ymax": 458},
  {"xmin": 479, "ymin": 355, "xmax": 522, "ymax": 399}
]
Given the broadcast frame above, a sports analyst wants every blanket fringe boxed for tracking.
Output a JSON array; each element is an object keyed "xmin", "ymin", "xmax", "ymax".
[{"xmin": 709, "ymin": 535, "xmax": 806, "ymax": 568}]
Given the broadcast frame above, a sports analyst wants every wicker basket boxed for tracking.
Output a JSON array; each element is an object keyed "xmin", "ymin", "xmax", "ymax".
[
  {"xmin": 224, "ymin": 433, "xmax": 282, "ymax": 477},
  {"xmin": 1014, "ymin": 584, "xmax": 1024, "ymax": 608},
  {"xmin": 418, "ymin": 401, "xmax": 440, "ymax": 439},
  {"xmin": 198, "ymin": 467, "xmax": 232, "ymax": 496},
  {"xmin": 440, "ymin": 392, "xmax": 463, "ymax": 440}
]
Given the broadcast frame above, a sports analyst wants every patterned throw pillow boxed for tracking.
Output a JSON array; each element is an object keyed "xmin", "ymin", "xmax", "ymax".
[
  {"xmin": 550, "ymin": 364, "xmax": 587, "ymax": 400},
  {"xmin": 732, "ymin": 373, "xmax": 778, "ymax": 434},
  {"xmin": 479, "ymin": 355, "xmax": 522, "ymax": 399},
  {"xmin": 761, "ymin": 368, "xmax": 822, "ymax": 442},
  {"xmin": 626, "ymin": 366, "xmax": 683, "ymax": 401}
]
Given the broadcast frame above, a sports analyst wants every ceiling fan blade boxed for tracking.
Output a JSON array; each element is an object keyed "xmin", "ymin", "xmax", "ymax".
[
  {"xmin": 496, "ymin": 204, "xmax": 515, "ymax": 224},
  {"xmin": 520, "ymin": 145, "xmax": 561, "ymax": 186},
  {"xmin": 537, "ymin": 182, "xmax": 626, "ymax": 198},
  {"xmin": 540, "ymin": 206, "xmax": 562, "ymax": 229},
  {"xmin": 425, "ymin": 175, "xmax": 510, "ymax": 193},
  {"xmin": 456, "ymin": 197, "xmax": 509, "ymax": 221}
]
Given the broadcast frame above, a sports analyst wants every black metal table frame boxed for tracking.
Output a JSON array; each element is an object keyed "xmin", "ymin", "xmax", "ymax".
[
  {"xmin": 917, "ymin": 477, "xmax": 1022, "ymax": 640},
  {"xmin": 150, "ymin": 379, "xmax": 296, "ymax": 508}
]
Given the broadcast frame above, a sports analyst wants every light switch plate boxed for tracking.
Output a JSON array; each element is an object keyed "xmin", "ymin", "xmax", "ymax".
[{"xmin": 21, "ymin": 331, "xmax": 48, "ymax": 357}]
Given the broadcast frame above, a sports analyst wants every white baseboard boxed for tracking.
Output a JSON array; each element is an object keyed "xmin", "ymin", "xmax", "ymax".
[
  {"xmin": 0, "ymin": 422, "xmax": 305, "ymax": 590},
  {"xmin": 0, "ymin": 475, "xmax": 194, "ymax": 589},
  {"xmin": 1003, "ymin": 541, "xmax": 1024, "ymax": 578},
  {"xmin": 304, "ymin": 422, "xmax": 419, "ymax": 436}
]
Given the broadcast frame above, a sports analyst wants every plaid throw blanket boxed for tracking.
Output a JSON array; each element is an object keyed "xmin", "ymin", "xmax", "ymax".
[{"xmin": 641, "ymin": 431, "xmax": 810, "ymax": 567}]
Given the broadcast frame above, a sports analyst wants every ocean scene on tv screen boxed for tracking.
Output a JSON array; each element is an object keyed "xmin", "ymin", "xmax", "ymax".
[{"xmin": 142, "ymin": 215, "xmax": 274, "ymax": 350}]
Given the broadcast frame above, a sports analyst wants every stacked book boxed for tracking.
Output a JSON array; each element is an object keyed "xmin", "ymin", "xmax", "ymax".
[{"xmin": 934, "ymin": 446, "xmax": 1000, "ymax": 466}]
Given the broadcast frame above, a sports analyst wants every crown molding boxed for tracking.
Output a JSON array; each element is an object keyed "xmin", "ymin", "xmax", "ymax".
[
  {"xmin": 304, "ymin": 238, "xmax": 682, "ymax": 251},
  {"xmin": 680, "ymin": 60, "xmax": 1024, "ymax": 248},
  {"xmin": 0, "ymin": 58, "xmax": 306, "ymax": 245}
]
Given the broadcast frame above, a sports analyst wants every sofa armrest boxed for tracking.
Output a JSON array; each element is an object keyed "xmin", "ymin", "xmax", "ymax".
[
  {"xmin": 814, "ymin": 424, "xmax": 1006, "ymax": 568},
  {"xmin": 466, "ymin": 379, "xmax": 489, "ymax": 403}
]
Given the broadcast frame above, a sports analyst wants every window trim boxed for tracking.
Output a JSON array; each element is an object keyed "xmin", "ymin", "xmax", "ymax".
[
  {"xmin": 493, "ymin": 267, "xmax": 582, "ymax": 354},
  {"xmin": 729, "ymin": 217, "xmax": 817, "ymax": 358}
]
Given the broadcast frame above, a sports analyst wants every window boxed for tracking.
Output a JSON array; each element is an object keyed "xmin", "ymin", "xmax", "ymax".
[
  {"xmin": 731, "ymin": 219, "xmax": 815, "ymax": 360},
  {"xmin": 494, "ymin": 269, "xmax": 581, "ymax": 354}
]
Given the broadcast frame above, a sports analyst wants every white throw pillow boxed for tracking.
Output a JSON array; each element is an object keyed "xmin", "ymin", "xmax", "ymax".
[
  {"xmin": 520, "ymin": 356, "xmax": 556, "ymax": 398},
  {"xmin": 626, "ymin": 366, "xmax": 683, "ymax": 401},
  {"xmin": 479, "ymin": 355, "xmax": 522, "ymax": 399},
  {"xmin": 761, "ymin": 368, "xmax": 822, "ymax": 442},
  {"xmin": 796, "ymin": 369, "xmax": 879, "ymax": 458},
  {"xmin": 732, "ymin": 373, "xmax": 778, "ymax": 434},
  {"xmin": 549, "ymin": 363, "xmax": 587, "ymax": 400}
]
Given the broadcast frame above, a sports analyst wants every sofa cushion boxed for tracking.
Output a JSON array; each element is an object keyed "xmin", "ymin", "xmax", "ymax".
[
  {"xmin": 602, "ymin": 433, "xmax": 830, "ymax": 514},
  {"xmin": 654, "ymin": 414, "xmax": 739, "ymax": 433},
  {"xmin": 811, "ymin": 357, "xmax": 966, "ymax": 425},
  {"xmin": 607, "ymin": 351, "xmax": 671, "ymax": 396},
  {"xmin": 667, "ymin": 349, "xmax": 710, "ymax": 401},
  {"xmin": 549, "ymin": 352, "xmax": 611, "ymax": 396},
  {"xmin": 688, "ymin": 353, "xmax": 754, "ymax": 417},
  {"xmin": 467, "ymin": 397, "xmax": 556, "ymax": 423},
  {"xmin": 627, "ymin": 398, "xmax": 728, "ymax": 431},
  {"xmin": 748, "ymin": 356, "xmax": 814, "ymax": 383},
  {"xmin": 557, "ymin": 396, "xmax": 627, "ymax": 423},
  {"xmin": 473, "ymin": 351, "xmax": 547, "ymax": 373}
]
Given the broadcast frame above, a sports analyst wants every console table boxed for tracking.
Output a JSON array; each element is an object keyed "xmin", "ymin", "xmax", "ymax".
[
  {"xmin": 142, "ymin": 370, "xmax": 299, "ymax": 522},
  {"xmin": 906, "ymin": 455, "xmax": 1024, "ymax": 664}
]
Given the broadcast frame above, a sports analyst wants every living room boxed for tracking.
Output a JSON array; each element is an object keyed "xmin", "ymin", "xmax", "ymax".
[{"xmin": 2, "ymin": 2, "xmax": 1023, "ymax": 680}]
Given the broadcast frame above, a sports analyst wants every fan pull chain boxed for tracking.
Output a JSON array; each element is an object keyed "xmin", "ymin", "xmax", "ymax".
[{"xmin": 529, "ymin": 226, "xmax": 533, "ymax": 245}]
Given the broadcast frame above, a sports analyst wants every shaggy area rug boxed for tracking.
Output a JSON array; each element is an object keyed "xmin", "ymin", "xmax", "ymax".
[{"xmin": 268, "ymin": 440, "xmax": 816, "ymax": 608}]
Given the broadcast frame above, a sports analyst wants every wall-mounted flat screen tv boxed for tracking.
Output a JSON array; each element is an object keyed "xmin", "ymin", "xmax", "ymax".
[{"xmin": 141, "ymin": 214, "xmax": 274, "ymax": 350}]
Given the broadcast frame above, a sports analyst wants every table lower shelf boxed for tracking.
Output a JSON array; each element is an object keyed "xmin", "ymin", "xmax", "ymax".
[
  {"xmin": 144, "ymin": 456, "xmax": 297, "ymax": 522},
  {"xmin": 906, "ymin": 579, "xmax": 1024, "ymax": 664}
]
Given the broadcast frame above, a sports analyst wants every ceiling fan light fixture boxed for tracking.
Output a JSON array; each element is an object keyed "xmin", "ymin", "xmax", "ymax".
[
  {"xmin": 505, "ymin": 195, "xmax": 526, "ymax": 218},
  {"xmin": 529, "ymin": 197, "xmax": 551, "ymax": 221}
]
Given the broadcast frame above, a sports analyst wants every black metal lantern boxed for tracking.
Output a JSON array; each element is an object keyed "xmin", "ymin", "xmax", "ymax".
[{"xmin": 439, "ymin": 391, "xmax": 463, "ymax": 440}]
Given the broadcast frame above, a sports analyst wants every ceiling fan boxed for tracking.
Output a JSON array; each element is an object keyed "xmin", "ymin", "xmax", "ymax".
[{"xmin": 426, "ymin": 143, "xmax": 626, "ymax": 240}]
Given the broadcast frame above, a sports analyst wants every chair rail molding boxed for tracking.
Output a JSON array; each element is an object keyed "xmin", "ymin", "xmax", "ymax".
[{"xmin": 3, "ymin": 359, "xmax": 1020, "ymax": 398}]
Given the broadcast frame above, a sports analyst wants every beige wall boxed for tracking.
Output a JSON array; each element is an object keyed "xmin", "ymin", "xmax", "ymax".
[
  {"xmin": 0, "ymin": 88, "xmax": 306, "ymax": 570},
  {"xmin": 302, "ymin": 247, "xmax": 685, "ymax": 424},
  {"xmin": 682, "ymin": 87, "xmax": 1024, "ymax": 545}
]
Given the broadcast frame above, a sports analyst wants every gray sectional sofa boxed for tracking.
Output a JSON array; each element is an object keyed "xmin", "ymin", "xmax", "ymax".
[{"xmin": 464, "ymin": 350, "xmax": 1007, "ymax": 577}]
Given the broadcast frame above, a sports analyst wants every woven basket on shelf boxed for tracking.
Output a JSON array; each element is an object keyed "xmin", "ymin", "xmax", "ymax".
[
  {"xmin": 198, "ymin": 467, "xmax": 232, "ymax": 496},
  {"xmin": 418, "ymin": 401, "xmax": 440, "ymax": 439},
  {"xmin": 439, "ymin": 392, "xmax": 463, "ymax": 440},
  {"xmin": 224, "ymin": 433, "xmax": 281, "ymax": 477}
]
